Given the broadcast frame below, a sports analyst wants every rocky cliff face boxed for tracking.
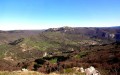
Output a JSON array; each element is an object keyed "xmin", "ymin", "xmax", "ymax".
[{"xmin": 46, "ymin": 27, "xmax": 120, "ymax": 42}]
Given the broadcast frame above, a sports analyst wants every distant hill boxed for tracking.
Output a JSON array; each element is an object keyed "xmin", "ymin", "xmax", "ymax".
[
  {"xmin": 0, "ymin": 26, "xmax": 120, "ymax": 45},
  {"xmin": 46, "ymin": 26, "xmax": 120, "ymax": 42}
]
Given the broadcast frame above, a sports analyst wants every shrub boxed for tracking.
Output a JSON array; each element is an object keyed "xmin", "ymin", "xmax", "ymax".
[
  {"xmin": 75, "ymin": 51, "xmax": 88, "ymax": 59},
  {"xmin": 63, "ymin": 68, "xmax": 73, "ymax": 73},
  {"xmin": 49, "ymin": 58, "xmax": 57, "ymax": 64}
]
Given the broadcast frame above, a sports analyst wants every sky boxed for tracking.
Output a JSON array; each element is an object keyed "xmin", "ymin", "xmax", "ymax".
[{"xmin": 0, "ymin": 0, "xmax": 120, "ymax": 30}]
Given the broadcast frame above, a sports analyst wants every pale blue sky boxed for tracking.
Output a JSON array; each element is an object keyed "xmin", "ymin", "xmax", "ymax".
[{"xmin": 0, "ymin": 0, "xmax": 120, "ymax": 30}]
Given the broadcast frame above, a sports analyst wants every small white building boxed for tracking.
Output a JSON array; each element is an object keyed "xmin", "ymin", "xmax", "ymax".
[{"xmin": 43, "ymin": 52, "xmax": 48, "ymax": 57}]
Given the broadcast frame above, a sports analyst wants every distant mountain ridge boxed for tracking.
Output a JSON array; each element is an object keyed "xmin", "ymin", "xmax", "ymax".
[
  {"xmin": 46, "ymin": 26, "xmax": 120, "ymax": 42},
  {"xmin": 0, "ymin": 26, "xmax": 120, "ymax": 44}
]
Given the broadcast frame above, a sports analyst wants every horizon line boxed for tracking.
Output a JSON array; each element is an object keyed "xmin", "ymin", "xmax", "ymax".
[{"xmin": 0, "ymin": 26, "xmax": 120, "ymax": 31}]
